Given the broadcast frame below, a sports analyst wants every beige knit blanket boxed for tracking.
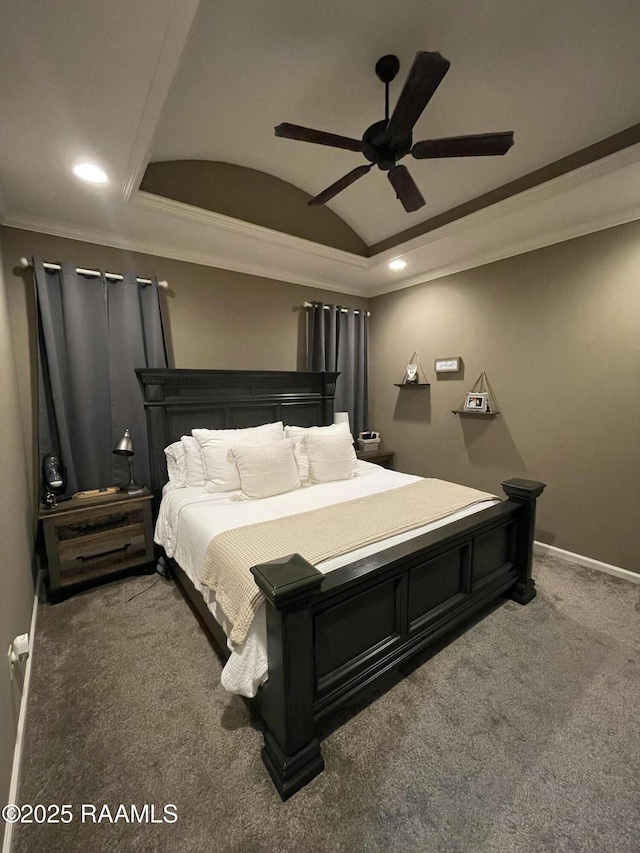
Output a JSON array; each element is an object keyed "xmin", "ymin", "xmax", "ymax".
[{"xmin": 200, "ymin": 479, "xmax": 497, "ymax": 645}]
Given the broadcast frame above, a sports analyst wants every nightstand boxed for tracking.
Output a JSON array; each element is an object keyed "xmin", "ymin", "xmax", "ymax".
[
  {"xmin": 356, "ymin": 449, "xmax": 395, "ymax": 469},
  {"xmin": 38, "ymin": 489, "xmax": 155, "ymax": 601}
]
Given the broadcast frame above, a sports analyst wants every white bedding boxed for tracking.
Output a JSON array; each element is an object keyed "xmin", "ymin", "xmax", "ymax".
[{"xmin": 154, "ymin": 461, "xmax": 499, "ymax": 697}]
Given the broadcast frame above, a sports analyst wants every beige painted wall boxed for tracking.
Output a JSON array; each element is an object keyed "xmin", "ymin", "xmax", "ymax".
[
  {"xmin": 0, "ymin": 241, "xmax": 35, "ymax": 806},
  {"xmin": 0, "ymin": 225, "xmax": 369, "ymax": 498},
  {"xmin": 369, "ymin": 219, "xmax": 640, "ymax": 573}
]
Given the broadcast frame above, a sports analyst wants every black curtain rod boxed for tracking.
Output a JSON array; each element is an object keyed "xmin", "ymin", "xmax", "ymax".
[{"xmin": 303, "ymin": 300, "xmax": 370, "ymax": 316}]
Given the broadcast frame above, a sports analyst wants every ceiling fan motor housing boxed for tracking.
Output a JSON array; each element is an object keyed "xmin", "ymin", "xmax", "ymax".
[{"xmin": 362, "ymin": 120, "xmax": 412, "ymax": 171}]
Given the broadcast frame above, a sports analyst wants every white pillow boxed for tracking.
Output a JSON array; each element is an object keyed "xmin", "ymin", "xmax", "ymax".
[
  {"xmin": 164, "ymin": 441, "xmax": 187, "ymax": 489},
  {"xmin": 227, "ymin": 439, "xmax": 300, "ymax": 500},
  {"xmin": 193, "ymin": 421, "xmax": 284, "ymax": 446},
  {"xmin": 304, "ymin": 433, "xmax": 357, "ymax": 484},
  {"xmin": 196, "ymin": 423, "xmax": 285, "ymax": 493},
  {"xmin": 286, "ymin": 422, "xmax": 352, "ymax": 485},
  {"xmin": 284, "ymin": 421, "xmax": 351, "ymax": 440},
  {"xmin": 181, "ymin": 435, "xmax": 206, "ymax": 487}
]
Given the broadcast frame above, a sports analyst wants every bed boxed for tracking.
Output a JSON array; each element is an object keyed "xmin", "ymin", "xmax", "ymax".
[{"xmin": 137, "ymin": 367, "xmax": 545, "ymax": 800}]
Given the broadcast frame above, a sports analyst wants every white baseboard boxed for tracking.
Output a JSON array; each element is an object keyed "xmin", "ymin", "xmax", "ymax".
[
  {"xmin": 2, "ymin": 576, "xmax": 40, "ymax": 853},
  {"xmin": 534, "ymin": 541, "xmax": 639, "ymax": 584}
]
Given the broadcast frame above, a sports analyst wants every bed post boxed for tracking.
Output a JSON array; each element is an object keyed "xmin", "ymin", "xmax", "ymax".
[
  {"xmin": 251, "ymin": 554, "xmax": 324, "ymax": 800},
  {"xmin": 501, "ymin": 478, "xmax": 546, "ymax": 604}
]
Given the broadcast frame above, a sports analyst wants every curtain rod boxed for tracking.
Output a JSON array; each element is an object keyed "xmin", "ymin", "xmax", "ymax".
[
  {"xmin": 303, "ymin": 300, "xmax": 370, "ymax": 316},
  {"xmin": 20, "ymin": 257, "xmax": 169, "ymax": 289}
]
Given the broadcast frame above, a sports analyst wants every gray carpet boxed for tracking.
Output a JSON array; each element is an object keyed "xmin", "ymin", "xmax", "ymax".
[{"xmin": 13, "ymin": 554, "xmax": 640, "ymax": 853}]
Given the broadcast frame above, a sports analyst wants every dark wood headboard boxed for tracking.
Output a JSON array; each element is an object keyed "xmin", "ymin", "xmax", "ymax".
[{"xmin": 136, "ymin": 368, "xmax": 339, "ymax": 500}]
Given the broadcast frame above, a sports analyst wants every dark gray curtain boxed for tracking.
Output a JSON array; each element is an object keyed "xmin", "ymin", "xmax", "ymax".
[
  {"xmin": 307, "ymin": 302, "xmax": 369, "ymax": 436},
  {"xmin": 35, "ymin": 258, "xmax": 167, "ymax": 494}
]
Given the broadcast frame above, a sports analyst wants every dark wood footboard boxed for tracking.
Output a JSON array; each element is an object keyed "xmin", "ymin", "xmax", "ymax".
[{"xmin": 251, "ymin": 478, "xmax": 545, "ymax": 800}]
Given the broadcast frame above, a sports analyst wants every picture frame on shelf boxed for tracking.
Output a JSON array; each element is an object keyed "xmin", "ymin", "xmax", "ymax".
[
  {"xmin": 463, "ymin": 391, "xmax": 490, "ymax": 413},
  {"xmin": 434, "ymin": 357, "xmax": 461, "ymax": 373}
]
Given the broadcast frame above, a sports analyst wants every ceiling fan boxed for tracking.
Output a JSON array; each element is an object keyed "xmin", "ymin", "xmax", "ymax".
[{"xmin": 275, "ymin": 52, "xmax": 514, "ymax": 213}]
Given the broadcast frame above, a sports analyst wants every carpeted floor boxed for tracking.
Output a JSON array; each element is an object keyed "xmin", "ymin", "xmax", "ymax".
[{"xmin": 12, "ymin": 554, "xmax": 640, "ymax": 853}]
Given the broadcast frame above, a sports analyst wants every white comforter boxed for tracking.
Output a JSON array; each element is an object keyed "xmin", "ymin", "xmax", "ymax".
[{"xmin": 154, "ymin": 461, "xmax": 499, "ymax": 697}]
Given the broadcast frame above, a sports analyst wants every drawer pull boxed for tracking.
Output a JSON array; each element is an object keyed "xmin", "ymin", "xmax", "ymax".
[{"xmin": 78, "ymin": 543, "xmax": 131, "ymax": 562}]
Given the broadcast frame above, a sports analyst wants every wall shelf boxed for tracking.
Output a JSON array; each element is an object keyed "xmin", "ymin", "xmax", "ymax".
[
  {"xmin": 452, "ymin": 370, "xmax": 500, "ymax": 415},
  {"xmin": 396, "ymin": 351, "xmax": 429, "ymax": 387}
]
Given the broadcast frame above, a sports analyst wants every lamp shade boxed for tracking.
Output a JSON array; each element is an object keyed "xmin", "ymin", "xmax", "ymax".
[
  {"xmin": 113, "ymin": 428, "xmax": 134, "ymax": 456},
  {"xmin": 334, "ymin": 411, "xmax": 350, "ymax": 432}
]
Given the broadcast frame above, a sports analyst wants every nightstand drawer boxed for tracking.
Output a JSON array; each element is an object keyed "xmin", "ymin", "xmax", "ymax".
[
  {"xmin": 58, "ymin": 523, "xmax": 148, "ymax": 584},
  {"xmin": 57, "ymin": 507, "xmax": 145, "ymax": 541}
]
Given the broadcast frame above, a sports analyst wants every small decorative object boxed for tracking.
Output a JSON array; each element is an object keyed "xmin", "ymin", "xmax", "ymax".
[
  {"xmin": 435, "ymin": 357, "xmax": 461, "ymax": 373},
  {"xmin": 42, "ymin": 453, "xmax": 67, "ymax": 509},
  {"xmin": 357, "ymin": 431, "xmax": 381, "ymax": 452},
  {"xmin": 453, "ymin": 371, "xmax": 500, "ymax": 415},
  {"xmin": 395, "ymin": 351, "xmax": 429, "ymax": 387},
  {"xmin": 463, "ymin": 392, "xmax": 489, "ymax": 412},
  {"xmin": 113, "ymin": 428, "xmax": 144, "ymax": 494}
]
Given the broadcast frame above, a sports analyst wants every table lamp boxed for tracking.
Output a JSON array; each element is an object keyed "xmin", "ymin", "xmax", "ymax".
[{"xmin": 112, "ymin": 428, "xmax": 143, "ymax": 494}]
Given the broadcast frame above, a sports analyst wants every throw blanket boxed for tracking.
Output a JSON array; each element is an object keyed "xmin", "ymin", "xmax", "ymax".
[{"xmin": 200, "ymin": 479, "xmax": 497, "ymax": 645}]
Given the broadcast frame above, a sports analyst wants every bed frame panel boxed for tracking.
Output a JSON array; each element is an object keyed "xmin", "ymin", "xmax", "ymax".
[{"xmin": 137, "ymin": 368, "xmax": 545, "ymax": 801}]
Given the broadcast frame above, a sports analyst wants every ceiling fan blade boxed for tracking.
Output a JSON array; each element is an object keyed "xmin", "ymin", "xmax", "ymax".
[
  {"xmin": 308, "ymin": 164, "xmax": 373, "ymax": 206},
  {"xmin": 412, "ymin": 131, "xmax": 515, "ymax": 159},
  {"xmin": 275, "ymin": 123, "xmax": 364, "ymax": 153},
  {"xmin": 386, "ymin": 52, "xmax": 450, "ymax": 140},
  {"xmin": 388, "ymin": 165, "xmax": 425, "ymax": 212}
]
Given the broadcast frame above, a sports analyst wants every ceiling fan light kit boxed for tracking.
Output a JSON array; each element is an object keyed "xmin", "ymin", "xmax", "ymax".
[{"xmin": 275, "ymin": 51, "xmax": 514, "ymax": 213}]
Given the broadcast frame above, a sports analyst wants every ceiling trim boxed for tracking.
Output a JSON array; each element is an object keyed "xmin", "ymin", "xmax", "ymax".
[
  {"xmin": 135, "ymin": 191, "xmax": 370, "ymax": 268},
  {"xmin": 120, "ymin": 0, "xmax": 203, "ymax": 203},
  {"xmin": 370, "ymin": 141, "xmax": 640, "ymax": 266},
  {"xmin": 367, "ymin": 124, "xmax": 640, "ymax": 256},
  {"xmin": 1, "ymin": 211, "xmax": 372, "ymax": 297},
  {"xmin": 367, "ymin": 204, "xmax": 640, "ymax": 297},
  {"xmin": 2, "ymin": 141, "xmax": 639, "ymax": 300}
]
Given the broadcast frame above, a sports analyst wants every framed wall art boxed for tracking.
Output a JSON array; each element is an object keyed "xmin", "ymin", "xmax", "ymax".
[{"xmin": 434, "ymin": 357, "xmax": 461, "ymax": 373}]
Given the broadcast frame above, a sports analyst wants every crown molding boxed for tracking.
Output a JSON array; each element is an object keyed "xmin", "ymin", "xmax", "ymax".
[
  {"xmin": 3, "ymin": 140, "xmax": 639, "ymax": 301},
  {"xmin": 368, "ymin": 204, "xmax": 640, "ymax": 297},
  {"xmin": 372, "ymin": 141, "xmax": 640, "ymax": 266},
  {"xmin": 0, "ymin": 212, "xmax": 372, "ymax": 298},
  {"xmin": 134, "ymin": 191, "xmax": 370, "ymax": 268},
  {"xmin": 120, "ymin": 0, "xmax": 202, "ymax": 203}
]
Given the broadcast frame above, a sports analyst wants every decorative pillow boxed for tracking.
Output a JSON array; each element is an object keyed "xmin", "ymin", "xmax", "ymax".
[
  {"xmin": 181, "ymin": 435, "xmax": 206, "ymax": 487},
  {"xmin": 196, "ymin": 423, "xmax": 285, "ymax": 493},
  {"xmin": 227, "ymin": 439, "xmax": 300, "ymax": 500},
  {"xmin": 286, "ymin": 422, "xmax": 352, "ymax": 485},
  {"xmin": 164, "ymin": 441, "xmax": 187, "ymax": 489},
  {"xmin": 304, "ymin": 433, "xmax": 357, "ymax": 484},
  {"xmin": 284, "ymin": 421, "xmax": 351, "ymax": 440},
  {"xmin": 193, "ymin": 422, "xmax": 284, "ymax": 446}
]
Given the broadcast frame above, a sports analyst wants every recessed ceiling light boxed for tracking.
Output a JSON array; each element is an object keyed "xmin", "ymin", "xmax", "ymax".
[
  {"xmin": 73, "ymin": 163, "xmax": 108, "ymax": 184},
  {"xmin": 388, "ymin": 258, "xmax": 407, "ymax": 271}
]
